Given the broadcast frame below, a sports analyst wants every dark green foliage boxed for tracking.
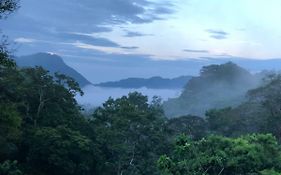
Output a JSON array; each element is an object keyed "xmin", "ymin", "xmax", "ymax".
[
  {"xmin": 92, "ymin": 92, "xmax": 169, "ymax": 175},
  {"xmin": 17, "ymin": 67, "xmax": 83, "ymax": 128},
  {"xmin": 166, "ymin": 115, "xmax": 207, "ymax": 140},
  {"xmin": 158, "ymin": 134, "xmax": 281, "ymax": 175},
  {"xmin": 260, "ymin": 169, "xmax": 281, "ymax": 175},
  {"xmin": 0, "ymin": 160, "xmax": 22, "ymax": 175},
  {"xmin": 26, "ymin": 126, "xmax": 96, "ymax": 175},
  {"xmin": 0, "ymin": 104, "xmax": 21, "ymax": 161},
  {"xmin": 1, "ymin": 2, "xmax": 98, "ymax": 175},
  {"xmin": 0, "ymin": 50, "xmax": 98, "ymax": 174},
  {"xmin": 0, "ymin": 49, "xmax": 16, "ymax": 68},
  {"xmin": 205, "ymin": 103, "xmax": 267, "ymax": 137},
  {"xmin": 247, "ymin": 74, "xmax": 281, "ymax": 140},
  {"xmin": 1, "ymin": 49, "xmax": 172, "ymax": 175}
]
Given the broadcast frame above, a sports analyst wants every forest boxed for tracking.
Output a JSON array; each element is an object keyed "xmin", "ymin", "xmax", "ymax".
[{"xmin": 2, "ymin": 1, "xmax": 281, "ymax": 175}]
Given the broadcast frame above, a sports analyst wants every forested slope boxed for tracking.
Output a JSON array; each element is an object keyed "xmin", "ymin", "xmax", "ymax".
[{"xmin": 164, "ymin": 62, "xmax": 261, "ymax": 117}]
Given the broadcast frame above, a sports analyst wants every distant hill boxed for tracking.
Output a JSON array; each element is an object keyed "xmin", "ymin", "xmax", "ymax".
[
  {"xmin": 14, "ymin": 53, "xmax": 91, "ymax": 87},
  {"xmin": 163, "ymin": 62, "xmax": 262, "ymax": 118},
  {"xmin": 95, "ymin": 76, "xmax": 193, "ymax": 89}
]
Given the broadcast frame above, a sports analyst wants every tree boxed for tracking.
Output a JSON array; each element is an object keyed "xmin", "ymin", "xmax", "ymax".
[
  {"xmin": 0, "ymin": 104, "xmax": 21, "ymax": 161},
  {"xmin": 15, "ymin": 67, "xmax": 84, "ymax": 129},
  {"xmin": 0, "ymin": 160, "xmax": 22, "ymax": 175},
  {"xmin": 0, "ymin": 46, "xmax": 16, "ymax": 68},
  {"xmin": 0, "ymin": 1, "xmax": 100, "ymax": 175},
  {"xmin": 158, "ymin": 134, "xmax": 281, "ymax": 175},
  {"xmin": 0, "ymin": 0, "xmax": 19, "ymax": 68},
  {"xmin": 260, "ymin": 169, "xmax": 281, "ymax": 175},
  {"xmin": 0, "ymin": 0, "xmax": 19, "ymax": 19},
  {"xmin": 166, "ymin": 115, "xmax": 207, "ymax": 140},
  {"xmin": 248, "ymin": 74, "xmax": 281, "ymax": 140},
  {"xmin": 26, "ymin": 126, "xmax": 97, "ymax": 175},
  {"xmin": 91, "ymin": 92, "xmax": 169, "ymax": 175}
]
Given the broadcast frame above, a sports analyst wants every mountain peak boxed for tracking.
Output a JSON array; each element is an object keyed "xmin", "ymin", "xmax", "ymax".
[
  {"xmin": 14, "ymin": 53, "xmax": 92, "ymax": 87},
  {"xmin": 164, "ymin": 62, "xmax": 260, "ymax": 117},
  {"xmin": 21, "ymin": 52, "xmax": 65, "ymax": 65}
]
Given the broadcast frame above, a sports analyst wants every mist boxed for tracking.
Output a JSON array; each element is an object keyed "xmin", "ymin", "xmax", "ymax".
[
  {"xmin": 76, "ymin": 85, "xmax": 182, "ymax": 108},
  {"xmin": 163, "ymin": 62, "xmax": 263, "ymax": 118}
]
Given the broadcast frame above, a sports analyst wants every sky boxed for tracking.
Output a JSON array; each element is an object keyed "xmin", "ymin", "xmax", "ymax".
[{"xmin": 1, "ymin": 0, "xmax": 281, "ymax": 82}]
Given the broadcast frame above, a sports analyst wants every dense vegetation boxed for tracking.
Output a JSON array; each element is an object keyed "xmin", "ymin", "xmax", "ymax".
[
  {"xmin": 3, "ymin": 51, "xmax": 281, "ymax": 174},
  {"xmin": 164, "ymin": 62, "xmax": 262, "ymax": 117},
  {"xmin": 158, "ymin": 134, "xmax": 281, "ymax": 175},
  {"xmin": 3, "ymin": 1, "xmax": 281, "ymax": 175},
  {"xmin": 0, "ymin": 50, "xmax": 170, "ymax": 174}
]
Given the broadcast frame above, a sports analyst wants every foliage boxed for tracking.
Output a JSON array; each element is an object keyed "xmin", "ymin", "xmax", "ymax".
[
  {"xmin": 91, "ymin": 92, "xmax": 169, "ymax": 175},
  {"xmin": 0, "ymin": 160, "xmax": 22, "ymax": 175},
  {"xmin": 158, "ymin": 134, "xmax": 281, "ymax": 175},
  {"xmin": 16, "ymin": 67, "xmax": 84, "ymax": 128},
  {"xmin": 0, "ymin": 0, "xmax": 19, "ymax": 19},
  {"xmin": 0, "ymin": 48, "xmax": 16, "ymax": 68},
  {"xmin": 166, "ymin": 115, "xmax": 207, "ymax": 140},
  {"xmin": 0, "ymin": 104, "xmax": 21, "ymax": 161},
  {"xmin": 26, "ymin": 126, "xmax": 96, "ymax": 175},
  {"xmin": 248, "ymin": 74, "xmax": 281, "ymax": 140},
  {"xmin": 204, "ymin": 73, "xmax": 281, "ymax": 140},
  {"xmin": 1, "ymin": 1, "xmax": 95, "ymax": 175},
  {"xmin": 260, "ymin": 169, "xmax": 281, "ymax": 175}
]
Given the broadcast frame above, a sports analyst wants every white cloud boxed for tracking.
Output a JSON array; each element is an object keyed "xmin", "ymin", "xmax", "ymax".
[{"xmin": 14, "ymin": 37, "xmax": 36, "ymax": 43}]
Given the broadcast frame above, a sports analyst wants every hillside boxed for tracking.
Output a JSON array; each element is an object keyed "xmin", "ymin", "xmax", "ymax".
[
  {"xmin": 95, "ymin": 76, "xmax": 192, "ymax": 89},
  {"xmin": 163, "ymin": 62, "xmax": 262, "ymax": 118},
  {"xmin": 14, "ymin": 53, "xmax": 91, "ymax": 87}
]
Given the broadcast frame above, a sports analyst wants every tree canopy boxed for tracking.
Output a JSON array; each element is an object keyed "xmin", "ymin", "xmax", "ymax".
[
  {"xmin": 0, "ymin": 0, "xmax": 18, "ymax": 19},
  {"xmin": 158, "ymin": 134, "xmax": 281, "ymax": 175}
]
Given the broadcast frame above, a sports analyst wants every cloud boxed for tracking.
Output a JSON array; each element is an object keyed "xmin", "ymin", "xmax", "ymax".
[
  {"xmin": 1, "ymin": 0, "xmax": 175, "ymax": 57},
  {"xmin": 4, "ymin": 0, "xmax": 174, "ymax": 34},
  {"xmin": 120, "ymin": 46, "xmax": 139, "ymax": 50},
  {"xmin": 14, "ymin": 37, "xmax": 36, "ymax": 43},
  {"xmin": 183, "ymin": 49, "xmax": 209, "ymax": 53},
  {"xmin": 123, "ymin": 31, "xmax": 153, "ymax": 37},
  {"xmin": 206, "ymin": 29, "xmax": 229, "ymax": 40},
  {"xmin": 153, "ymin": 6, "xmax": 175, "ymax": 14},
  {"xmin": 214, "ymin": 53, "xmax": 235, "ymax": 57},
  {"xmin": 57, "ymin": 33, "xmax": 120, "ymax": 47}
]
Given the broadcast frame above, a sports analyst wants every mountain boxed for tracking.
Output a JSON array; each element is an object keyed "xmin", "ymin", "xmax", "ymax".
[
  {"xmin": 14, "ymin": 53, "xmax": 91, "ymax": 87},
  {"xmin": 95, "ymin": 76, "xmax": 193, "ymax": 89},
  {"xmin": 41, "ymin": 54, "xmax": 281, "ymax": 83},
  {"xmin": 163, "ymin": 62, "xmax": 262, "ymax": 118}
]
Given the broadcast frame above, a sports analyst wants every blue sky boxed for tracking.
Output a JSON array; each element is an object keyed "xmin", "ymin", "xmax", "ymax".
[{"xmin": 1, "ymin": 0, "xmax": 281, "ymax": 82}]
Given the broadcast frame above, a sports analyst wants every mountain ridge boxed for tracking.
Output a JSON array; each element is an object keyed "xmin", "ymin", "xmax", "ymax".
[
  {"xmin": 95, "ymin": 76, "xmax": 193, "ymax": 89},
  {"xmin": 14, "ymin": 53, "xmax": 92, "ymax": 87}
]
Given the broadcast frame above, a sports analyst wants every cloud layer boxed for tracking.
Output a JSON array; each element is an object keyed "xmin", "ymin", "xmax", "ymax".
[
  {"xmin": 183, "ymin": 49, "xmax": 209, "ymax": 53},
  {"xmin": 1, "ymin": 0, "xmax": 174, "ymax": 55},
  {"xmin": 206, "ymin": 29, "xmax": 229, "ymax": 40}
]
